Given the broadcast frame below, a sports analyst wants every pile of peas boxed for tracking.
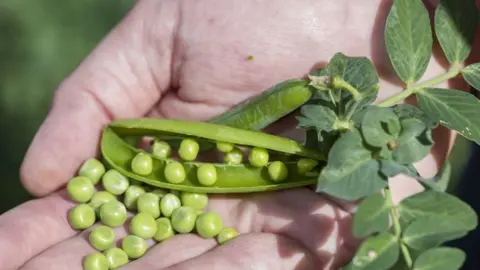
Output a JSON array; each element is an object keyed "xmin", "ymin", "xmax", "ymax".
[
  {"xmin": 68, "ymin": 134, "xmax": 318, "ymax": 270},
  {"xmin": 67, "ymin": 140, "xmax": 240, "ymax": 270}
]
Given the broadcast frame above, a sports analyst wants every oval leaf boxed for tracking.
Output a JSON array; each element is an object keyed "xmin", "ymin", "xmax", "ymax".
[
  {"xmin": 362, "ymin": 107, "xmax": 401, "ymax": 147},
  {"xmin": 316, "ymin": 129, "xmax": 387, "ymax": 201},
  {"xmin": 385, "ymin": 0, "xmax": 432, "ymax": 84},
  {"xmin": 346, "ymin": 232, "xmax": 400, "ymax": 270},
  {"xmin": 417, "ymin": 88, "xmax": 480, "ymax": 144},
  {"xmin": 398, "ymin": 190, "xmax": 478, "ymax": 231},
  {"xmin": 353, "ymin": 193, "xmax": 390, "ymax": 238},
  {"xmin": 462, "ymin": 63, "xmax": 480, "ymax": 91},
  {"xmin": 392, "ymin": 118, "xmax": 433, "ymax": 164},
  {"xmin": 402, "ymin": 216, "xmax": 468, "ymax": 250},
  {"xmin": 413, "ymin": 247, "xmax": 465, "ymax": 270},
  {"xmin": 435, "ymin": 0, "xmax": 479, "ymax": 64},
  {"xmin": 296, "ymin": 105, "xmax": 338, "ymax": 141}
]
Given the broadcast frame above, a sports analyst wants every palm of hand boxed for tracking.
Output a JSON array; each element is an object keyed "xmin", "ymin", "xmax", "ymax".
[{"xmin": 2, "ymin": 0, "xmax": 455, "ymax": 269}]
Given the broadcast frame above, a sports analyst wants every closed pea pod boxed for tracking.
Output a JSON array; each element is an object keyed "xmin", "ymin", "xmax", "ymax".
[
  {"xmin": 78, "ymin": 158, "xmax": 106, "ymax": 185},
  {"xmin": 195, "ymin": 211, "xmax": 224, "ymax": 238},
  {"xmin": 180, "ymin": 192, "xmax": 208, "ymax": 210},
  {"xmin": 83, "ymin": 252, "xmax": 109, "ymax": 270},
  {"xmin": 137, "ymin": 192, "xmax": 161, "ymax": 218},
  {"xmin": 67, "ymin": 176, "xmax": 94, "ymax": 203},
  {"xmin": 99, "ymin": 201, "xmax": 127, "ymax": 227},
  {"xmin": 160, "ymin": 193, "xmax": 181, "ymax": 217},
  {"xmin": 131, "ymin": 152, "xmax": 153, "ymax": 176},
  {"xmin": 171, "ymin": 206, "xmax": 197, "ymax": 233},
  {"xmin": 89, "ymin": 225, "xmax": 115, "ymax": 251},
  {"xmin": 69, "ymin": 204, "xmax": 96, "ymax": 230},
  {"xmin": 129, "ymin": 212, "xmax": 157, "ymax": 239},
  {"xmin": 104, "ymin": 247, "xmax": 129, "ymax": 269},
  {"xmin": 122, "ymin": 235, "xmax": 148, "ymax": 259},
  {"xmin": 154, "ymin": 217, "xmax": 175, "ymax": 242},
  {"xmin": 102, "ymin": 169, "xmax": 129, "ymax": 195},
  {"xmin": 216, "ymin": 227, "xmax": 239, "ymax": 244},
  {"xmin": 178, "ymin": 138, "xmax": 199, "ymax": 161}
]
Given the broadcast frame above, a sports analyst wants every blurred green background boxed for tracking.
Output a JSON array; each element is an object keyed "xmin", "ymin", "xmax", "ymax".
[
  {"xmin": 0, "ymin": 0, "xmax": 135, "ymax": 213},
  {"xmin": 0, "ymin": 0, "xmax": 474, "ymax": 214}
]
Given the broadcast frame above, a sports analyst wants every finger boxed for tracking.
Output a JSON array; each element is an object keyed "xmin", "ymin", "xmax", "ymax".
[
  {"xmin": 156, "ymin": 233, "xmax": 318, "ymax": 270},
  {"xmin": 0, "ymin": 190, "xmax": 78, "ymax": 269},
  {"xmin": 20, "ymin": 0, "xmax": 177, "ymax": 197}
]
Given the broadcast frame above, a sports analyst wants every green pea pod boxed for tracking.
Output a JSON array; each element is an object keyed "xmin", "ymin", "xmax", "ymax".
[
  {"xmin": 207, "ymin": 79, "xmax": 312, "ymax": 130},
  {"xmin": 101, "ymin": 119, "xmax": 325, "ymax": 193}
]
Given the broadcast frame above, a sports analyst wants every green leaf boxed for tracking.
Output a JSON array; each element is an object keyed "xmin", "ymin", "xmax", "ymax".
[
  {"xmin": 429, "ymin": 160, "xmax": 451, "ymax": 192},
  {"xmin": 413, "ymin": 247, "xmax": 466, "ymax": 270},
  {"xmin": 393, "ymin": 118, "xmax": 433, "ymax": 164},
  {"xmin": 398, "ymin": 190, "xmax": 478, "ymax": 231},
  {"xmin": 434, "ymin": 0, "xmax": 479, "ymax": 64},
  {"xmin": 417, "ymin": 88, "xmax": 480, "ymax": 144},
  {"xmin": 316, "ymin": 129, "xmax": 387, "ymax": 201},
  {"xmin": 310, "ymin": 53, "xmax": 379, "ymax": 110},
  {"xmin": 462, "ymin": 63, "xmax": 480, "ymax": 91},
  {"xmin": 353, "ymin": 194, "xmax": 390, "ymax": 238},
  {"xmin": 384, "ymin": 0, "xmax": 432, "ymax": 84},
  {"xmin": 297, "ymin": 105, "xmax": 339, "ymax": 141},
  {"xmin": 379, "ymin": 160, "xmax": 420, "ymax": 179},
  {"xmin": 346, "ymin": 232, "xmax": 400, "ymax": 270},
  {"xmin": 361, "ymin": 106, "xmax": 401, "ymax": 148},
  {"xmin": 402, "ymin": 216, "xmax": 468, "ymax": 250},
  {"xmin": 393, "ymin": 104, "xmax": 437, "ymax": 129}
]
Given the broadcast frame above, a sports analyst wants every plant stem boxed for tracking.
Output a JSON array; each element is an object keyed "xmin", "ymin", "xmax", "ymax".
[
  {"xmin": 376, "ymin": 66, "xmax": 461, "ymax": 107},
  {"xmin": 332, "ymin": 76, "xmax": 362, "ymax": 100},
  {"xmin": 390, "ymin": 206, "xmax": 413, "ymax": 268}
]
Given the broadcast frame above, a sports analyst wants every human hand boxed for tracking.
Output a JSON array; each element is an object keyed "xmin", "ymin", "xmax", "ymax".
[{"xmin": 7, "ymin": 0, "xmax": 476, "ymax": 269}]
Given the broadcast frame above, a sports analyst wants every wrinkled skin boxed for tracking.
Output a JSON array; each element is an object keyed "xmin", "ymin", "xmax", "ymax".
[{"xmin": 1, "ymin": 0, "xmax": 479, "ymax": 269}]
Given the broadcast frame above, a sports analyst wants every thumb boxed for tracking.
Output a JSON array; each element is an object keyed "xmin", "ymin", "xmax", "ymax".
[{"xmin": 20, "ymin": 0, "xmax": 177, "ymax": 197}]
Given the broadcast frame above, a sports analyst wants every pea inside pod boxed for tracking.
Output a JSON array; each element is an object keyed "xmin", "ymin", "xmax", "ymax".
[{"xmin": 100, "ymin": 120, "xmax": 324, "ymax": 193}]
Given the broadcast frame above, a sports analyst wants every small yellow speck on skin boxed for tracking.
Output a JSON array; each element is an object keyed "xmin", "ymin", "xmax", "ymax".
[{"xmin": 246, "ymin": 55, "xmax": 254, "ymax": 60}]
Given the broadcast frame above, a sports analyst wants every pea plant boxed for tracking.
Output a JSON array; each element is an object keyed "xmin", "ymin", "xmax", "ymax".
[{"xmin": 295, "ymin": 0, "xmax": 480, "ymax": 269}]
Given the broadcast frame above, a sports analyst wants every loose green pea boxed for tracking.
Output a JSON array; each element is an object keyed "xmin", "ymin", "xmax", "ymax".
[
  {"xmin": 216, "ymin": 141, "xmax": 234, "ymax": 153},
  {"xmin": 164, "ymin": 161, "xmax": 186, "ymax": 184},
  {"xmin": 153, "ymin": 217, "xmax": 175, "ymax": 241},
  {"xmin": 69, "ymin": 204, "xmax": 96, "ymax": 230},
  {"xmin": 171, "ymin": 206, "xmax": 197, "ymax": 234},
  {"xmin": 137, "ymin": 193, "xmax": 160, "ymax": 218},
  {"xmin": 130, "ymin": 212, "xmax": 158, "ymax": 239},
  {"xmin": 160, "ymin": 193, "xmax": 181, "ymax": 217},
  {"xmin": 131, "ymin": 152, "xmax": 153, "ymax": 176},
  {"xmin": 180, "ymin": 192, "xmax": 208, "ymax": 210},
  {"xmin": 268, "ymin": 161, "xmax": 288, "ymax": 182},
  {"xmin": 195, "ymin": 211, "xmax": 224, "ymax": 238},
  {"xmin": 67, "ymin": 176, "xmax": 94, "ymax": 203},
  {"xmin": 196, "ymin": 164, "xmax": 217, "ymax": 186},
  {"xmin": 99, "ymin": 201, "xmax": 127, "ymax": 227},
  {"xmin": 122, "ymin": 235, "xmax": 148, "ymax": 259},
  {"xmin": 178, "ymin": 138, "xmax": 200, "ymax": 161},
  {"xmin": 83, "ymin": 252, "xmax": 109, "ymax": 270},
  {"xmin": 102, "ymin": 169, "xmax": 129, "ymax": 195},
  {"xmin": 89, "ymin": 191, "xmax": 117, "ymax": 216},
  {"xmin": 89, "ymin": 225, "xmax": 116, "ymax": 251},
  {"xmin": 104, "ymin": 248, "xmax": 129, "ymax": 269},
  {"xmin": 152, "ymin": 140, "xmax": 172, "ymax": 159},
  {"xmin": 151, "ymin": 188, "xmax": 168, "ymax": 200},
  {"xmin": 123, "ymin": 185, "xmax": 146, "ymax": 211},
  {"xmin": 224, "ymin": 147, "xmax": 243, "ymax": 164},
  {"xmin": 248, "ymin": 147, "xmax": 269, "ymax": 167},
  {"xmin": 216, "ymin": 227, "xmax": 239, "ymax": 244},
  {"xmin": 79, "ymin": 158, "xmax": 106, "ymax": 185},
  {"xmin": 297, "ymin": 158, "xmax": 319, "ymax": 175}
]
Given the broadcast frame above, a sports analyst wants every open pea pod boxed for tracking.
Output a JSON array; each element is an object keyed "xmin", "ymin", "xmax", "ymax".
[{"xmin": 101, "ymin": 118, "xmax": 325, "ymax": 193}]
